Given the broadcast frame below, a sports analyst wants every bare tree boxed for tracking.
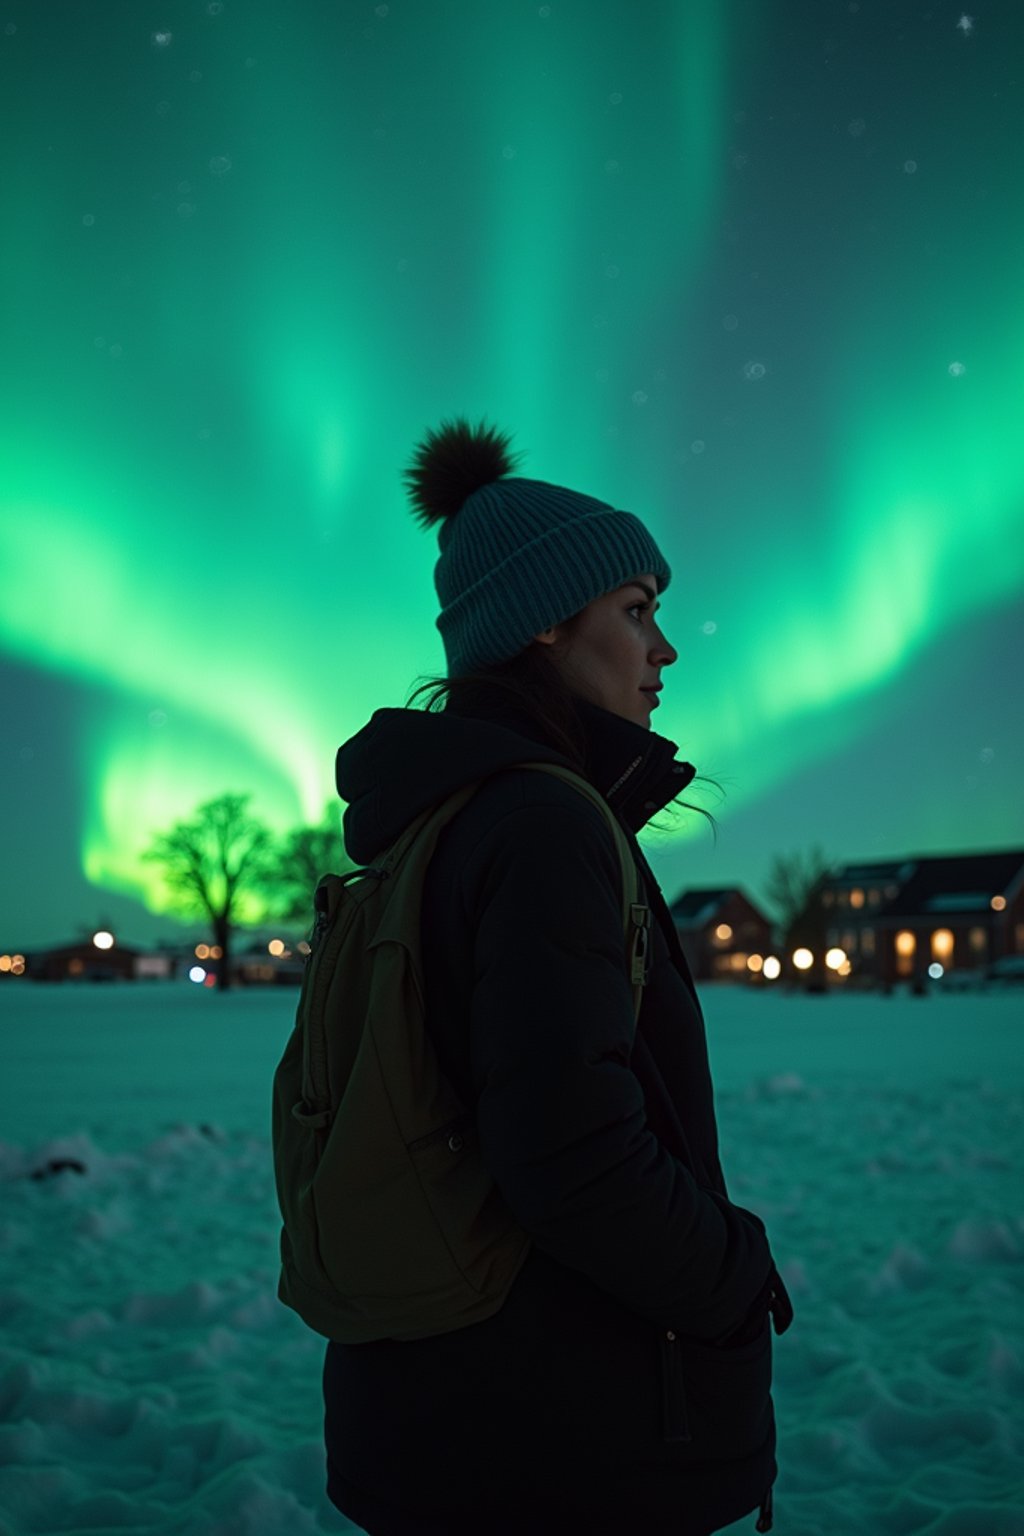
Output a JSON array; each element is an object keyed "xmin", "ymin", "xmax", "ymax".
[
  {"xmin": 272, "ymin": 800, "xmax": 354, "ymax": 928},
  {"xmin": 143, "ymin": 793, "xmax": 272, "ymax": 991},
  {"xmin": 763, "ymin": 844, "xmax": 833, "ymax": 947}
]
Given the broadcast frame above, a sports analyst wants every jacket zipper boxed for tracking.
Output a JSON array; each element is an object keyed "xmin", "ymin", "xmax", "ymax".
[{"xmin": 604, "ymin": 752, "xmax": 647, "ymax": 801}]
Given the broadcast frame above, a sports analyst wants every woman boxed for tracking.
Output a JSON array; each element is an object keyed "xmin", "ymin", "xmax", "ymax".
[{"xmin": 324, "ymin": 417, "xmax": 793, "ymax": 1535}]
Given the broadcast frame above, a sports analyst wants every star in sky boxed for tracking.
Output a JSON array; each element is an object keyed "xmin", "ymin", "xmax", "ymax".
[{"xmin": 956, "ymin": 14, "xmax": 974, "ymax": 34}]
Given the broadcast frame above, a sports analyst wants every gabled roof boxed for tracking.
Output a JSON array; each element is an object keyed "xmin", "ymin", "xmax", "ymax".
[
  {"xmin": 668, "ymin": 887, "xmax": 772, "ymax": 929},
  {"xmin": 668, "ymin": 888, "xmax": 734, "ymax": 924}
]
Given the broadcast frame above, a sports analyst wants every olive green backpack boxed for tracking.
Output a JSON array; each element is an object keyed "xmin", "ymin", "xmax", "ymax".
[{"xmin": 271, "ymin": 761, "xmax": 651, "ymax": 1343}]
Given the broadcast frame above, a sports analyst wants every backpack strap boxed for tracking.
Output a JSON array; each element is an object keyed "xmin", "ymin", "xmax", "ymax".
[
  {"xmin": 350, "ymin": 762, "xmax": 651, "ymax": 1021},
  {"xmin": 514, "ymin": 762, "xmax": 651, "ymax": 1020}
]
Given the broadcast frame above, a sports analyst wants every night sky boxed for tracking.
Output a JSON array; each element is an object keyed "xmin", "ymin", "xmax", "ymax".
[{"xmin": 2, "ymin": 0, "xmax": 1022, "ymax": 949}]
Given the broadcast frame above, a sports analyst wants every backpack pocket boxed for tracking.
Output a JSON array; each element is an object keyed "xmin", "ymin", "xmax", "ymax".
[{"xmin": 407, "ymin": 1117, "xmax": 531, "ymax": 1302}]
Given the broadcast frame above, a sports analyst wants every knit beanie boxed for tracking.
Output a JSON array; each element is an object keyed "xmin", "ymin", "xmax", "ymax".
[{"xmin": 403, "ymin": 416, "xmax": 672, "ymax": 677}]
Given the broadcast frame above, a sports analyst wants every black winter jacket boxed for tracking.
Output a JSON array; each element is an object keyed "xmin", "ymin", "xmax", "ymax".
[{"xmin": 323, "ymin": 688, "xmax": 792, "ymax": 1536}]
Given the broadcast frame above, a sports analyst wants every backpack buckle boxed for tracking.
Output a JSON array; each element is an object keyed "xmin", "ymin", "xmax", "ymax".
[{"xmin": 630, "ymin": 902, "xmax": 651, "ymax": 985}]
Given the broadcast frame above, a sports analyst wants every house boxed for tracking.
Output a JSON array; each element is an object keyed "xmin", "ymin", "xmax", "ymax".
[
  {"xmin": 668, "ymin": 888, "xmax": 775, "ymax": 981},
  {"xmin": 819, "ymin": 850, "xmax": 1024, "ymax": 986},
  {"xmin": 27, "ymin": 940, "xmax": 144, "ymax": 983}
]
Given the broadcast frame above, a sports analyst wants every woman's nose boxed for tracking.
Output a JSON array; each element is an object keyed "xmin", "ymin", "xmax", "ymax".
[{"xmin": 654, "ymin": 631, "xmax": 678, "ymax": 665}]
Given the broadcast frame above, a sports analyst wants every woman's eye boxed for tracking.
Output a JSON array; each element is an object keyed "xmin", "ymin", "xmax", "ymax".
[{"xmin": 629, "ymin": 602, "xmax": 650, "ymax": 621}]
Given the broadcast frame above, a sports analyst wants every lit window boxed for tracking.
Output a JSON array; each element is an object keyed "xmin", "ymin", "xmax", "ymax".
[
  {"xmin": 850, "ymin": 889, "xmax": 864, "ymax": 909},
  {"xmin": 714, "ymin": 923, "xmax": 733, "ymax": 944},
  {"xmin": 969, "ymin": 927, "xmax": 987, "ymax": 954},
  {"xmin": 895, "ymin": 930, "xmax": 915, "ymax": 977},
  {"xmin": 931, "ymin": 929, "xmax": 954, "ymax": 962}
]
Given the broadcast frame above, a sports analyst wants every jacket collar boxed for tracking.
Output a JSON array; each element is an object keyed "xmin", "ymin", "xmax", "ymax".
[
  {"xmin": 553, "ymin": 694, "xmax": 696, "ymax": 833},
  {"xmin": 441, "ymin": 687, "xmax": 696, "ymax": 835},
  {"xmin": 337, "ymin": 687, "xmax": 696, "ymax": 864}
]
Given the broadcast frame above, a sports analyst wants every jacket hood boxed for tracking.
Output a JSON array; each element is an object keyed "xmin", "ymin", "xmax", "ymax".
[{"xmin": 336, "ymin": 690, "xmax": 697, "ymax": 865}]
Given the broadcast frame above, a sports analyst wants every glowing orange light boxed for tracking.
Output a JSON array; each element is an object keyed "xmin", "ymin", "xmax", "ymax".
[{"xmin": 931, "ymin": 929, "xmax": 954, "ymax": 961}]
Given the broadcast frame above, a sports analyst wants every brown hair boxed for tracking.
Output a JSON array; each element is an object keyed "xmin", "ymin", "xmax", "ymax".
[{"xmin": 405, "ymin": 630, "xmax": 720, "ymax": 837}]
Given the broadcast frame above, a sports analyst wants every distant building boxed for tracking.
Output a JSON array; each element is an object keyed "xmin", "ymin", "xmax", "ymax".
[
  {"xmin": 819, "ymin": 850, "xmax": 1024, "ymax": 986},
  {"xmin": 27, "ymin": 941, "xmax": 144, "ymax": 983},
  {"xmin": 233, "ymin": 942, "xmax": 305, "ymax": 986},
  {"xmin": 668, "ymin": 888, "xmax": 774, "ymax": 981}
]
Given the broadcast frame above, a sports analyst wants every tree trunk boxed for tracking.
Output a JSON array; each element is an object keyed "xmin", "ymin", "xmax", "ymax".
[{"xmin": 214, "ymin": 914, "xmax": 232, "ymax": 992}]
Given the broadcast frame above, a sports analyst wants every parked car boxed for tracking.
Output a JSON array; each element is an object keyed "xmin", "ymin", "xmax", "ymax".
[
  {"xmin": 937, "ymin": 967, "xmax": 986, "ymax": 991},
  {"xmin": 985, "ymin": 954, "xmax": 1024, "ymax": 987}
]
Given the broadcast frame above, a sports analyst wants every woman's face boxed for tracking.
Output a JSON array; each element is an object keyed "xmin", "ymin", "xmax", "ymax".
[{"xmin": 533, "ymin": 573, "xmax": 678, "ymax": 729}]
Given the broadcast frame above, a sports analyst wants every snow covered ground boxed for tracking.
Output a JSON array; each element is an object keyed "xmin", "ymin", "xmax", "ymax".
[{"xmin": 0, "ymin": 981, "xmax": 1021, "ymax": 1536}]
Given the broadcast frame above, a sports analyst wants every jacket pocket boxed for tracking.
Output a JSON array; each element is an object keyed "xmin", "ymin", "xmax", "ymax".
[
  {"xmin": 659, "ymin": 1330, "xmax": 691, "ymax": 1443},
  {"xmin": 672, "ymin": 1319, "xmax": 773, "ymax": 1459}
]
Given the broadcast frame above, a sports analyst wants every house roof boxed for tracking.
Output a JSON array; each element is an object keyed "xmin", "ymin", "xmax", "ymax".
[
  {"xmin": 884, "ymin": 853, "xmax": 1024, "ymax": 917},
  {"xmin": 34, "ymin": 941, "xmax": 143, "ymax": 961},
  {"xmin": 836, "ymin": 851, "xmax": 1024, "ymax": 920},
  {"xmin": 667, "ymin": 887, "xmax": 771, "ymax": 928},
  {"xmin": 668, "ymin": 888, "xmax": 734, "ymax": 923}
]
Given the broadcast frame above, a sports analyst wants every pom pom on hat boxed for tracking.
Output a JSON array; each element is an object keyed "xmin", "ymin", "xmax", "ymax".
[
  {"xmin": 403, "ymin": 415, "xmax": 525, "ymax": 529},
  {"xmin": 404, "ymin": 414, "xmax": 672, "ymax": 676}
]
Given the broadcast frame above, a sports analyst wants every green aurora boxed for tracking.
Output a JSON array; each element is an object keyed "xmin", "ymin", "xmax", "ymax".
[{"xmin": 2, "ymin": 0, "xmax": 1022, "ymax": 945}]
